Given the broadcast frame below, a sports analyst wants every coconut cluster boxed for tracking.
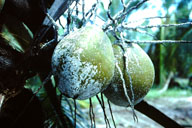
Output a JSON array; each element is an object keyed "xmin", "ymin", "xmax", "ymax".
[{"xmin": 52, "ymin": 25, "xmax": 155, "ymax": 106}]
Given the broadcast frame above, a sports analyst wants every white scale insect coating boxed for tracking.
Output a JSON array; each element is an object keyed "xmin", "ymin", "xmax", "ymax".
[
  {"xmin": 52, "ymin": 41, "xmax": 104, "ymax": 100},
  {"xmin": 52, "ymin": 26, "xmax": 114, "ymax": 100}
]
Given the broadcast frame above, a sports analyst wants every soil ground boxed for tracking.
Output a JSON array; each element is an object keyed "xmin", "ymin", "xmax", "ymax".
[{"xmin": 82, "ymin": 96, "xmax": 192, "ymax": 128}]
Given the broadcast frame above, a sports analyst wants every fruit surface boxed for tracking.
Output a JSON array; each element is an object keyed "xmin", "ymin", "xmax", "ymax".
[
  {"xmin": 52, "ymin": 26, "xmax": 115, "ymax": 100},
  {"xmin": 104, "ymin": 43, "xmax": 155, "ymax": 106}
]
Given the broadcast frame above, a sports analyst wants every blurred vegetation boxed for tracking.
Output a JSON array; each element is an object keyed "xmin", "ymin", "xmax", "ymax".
[
  {"xmin": 148, "ymin": 0, "xmax": 192, "ymax": 88},
  {"xmin": 146, "ymin": 88, "xmax": 192, "ymax": 99},
  {"xmin": 25, "ymin": 75, "xmax": 90, "ymax": 127}
]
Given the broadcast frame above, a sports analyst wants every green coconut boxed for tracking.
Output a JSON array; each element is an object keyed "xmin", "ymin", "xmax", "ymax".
[
  {"xmin": 52, "ymin": 25, "xmax": 115, "ymax": 100},
  {"xmin": 104, "ymin": 43, "xmax": 155, "ymax": 106}
]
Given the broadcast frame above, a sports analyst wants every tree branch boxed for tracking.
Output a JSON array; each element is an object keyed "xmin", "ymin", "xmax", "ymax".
[
  {"xmin": 135, "ymin": 100, "xmax": 183, "ymax": 128},
  {"xmin": 123, "ymin": 22, "xmax": 192, "ymax": 29},
  {"xmin": 126, "ymin": 16, "xmax": 169, "ymax": 24},
  {"xmin": 33, "ymin": 0, "xmax": 76, "ymax": 45},
  {"xmin": 124, "ymin": 40, "xmax": 192, "ymax": 44},
  {"xmin": 103, "ymin": 0, "xmax": 149, "ymax": 31}
]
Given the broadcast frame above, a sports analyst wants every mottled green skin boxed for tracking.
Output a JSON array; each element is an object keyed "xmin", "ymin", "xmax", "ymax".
[
  {"xmin": 104, "ymin": 43, "xmax": 155, "ymax": 106},
  {"xmin": 0, "ymin": 0, "xmax": 5, "ymax": 12},
  {"xmin": 52, "ymin": 26, "xmax": 115, "ymax": 100}
]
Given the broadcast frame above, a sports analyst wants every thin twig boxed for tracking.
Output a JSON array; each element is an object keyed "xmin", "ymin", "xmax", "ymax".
[
  {"xmin": 123, "ymin": 46, "xmax": 138, "ymax": 122},
  {"xmin": 101, "ymin": 93, "xmax": 111, "ymax": 128},
  {"xmin": 59, "ymin": 18, "xmax": 65, "ymax": 29},
  {"xmin": 107, "ymin": 0, "xmax": 114, "ymax": 21},
  {"xmin": 91, "ymin": 104, "xmax": 96, "ymax": 128},
  {"xmin": 96, "ymin": 95, "xmax": 110, "ymax": 128},
  {"xmin": 126, "ymin": 28, "xmax": 157, "ymax": 39},
  {"xmin": 120, "ymin": 0, "xmax": 149, "ymax": 21},
  {"xmin": 114, "ymin": 0, "xmax": 134, "ymax": 20},
  {"xmin": 120, "ymin": 0, "xmax": 126, "ymax": 11},
  {"xmin": 89, "ymin": 98, "xmax": 96, "ymax": 128},
  {"xmin": 67, "ymin": 6, "xmax": 71, "ymax": 34},
  {"xmin": 81, "ymin": 0, "xmax": 86, "ymax": 25},
  {"xmin": 85, "ymin": 3, "xmax": 97, "ymax": 17},
  {"xmin": 91, "ymin": 100, "xmax": 96, "ymax": 128},
  {"xmin": 114, "ymin": 0, "xmax": 134, "ymax": 21},
  {"xmin": 103, "ymin": 0, "xmax": 148, "ymax": 31},
  {"xmin": 85, "ymin": 2, "xmax": 98, "ymax": 24},
  {"xmin": 96, "ymin": 95, "xmax": 108, "ymax": 127},
  {"xmin": 125, "ymin": 40, "xmax": 192, "ymax": 44},
  {"xmin": 120, "ymin": 35, "xmax": 135, "ymax": 106},
  {"xmin": 126, "ymin": 16, "xmax": 169, "ymax": 24},
  {"xmin": 89, "ymin": 98, "xmax": 93, "ymax": 128},
  {"xmin": 107, "ymin": 99, "xmax": 117, "ymax": 128},
  {"xmin": 125, "ymin": 0, "xmax": 134, "ymax": 9},
  {"xmin": 123, "ymin": 21, "xmax": 192, "ymax": 29},
  {"xmin": 63, "ymin": 96, "xmax": 74, "ymax": 117},
  {"xmin": 46, "ymin": 13, "xmax": 60, "ymax": 31},
  {"xmin": 40, "ymin": 39, "xmax": 56, "ymax": 50},
  {"xmin": 75, "ymin": 0, "xmax": 79, "ymax": 16},
  {"xmin": 115, "ymin": 62, "xmax": 138, "ymax": 121},
  {"xmin": 74, "ymin": 99, "xmax": 77, "ymax": 128}
]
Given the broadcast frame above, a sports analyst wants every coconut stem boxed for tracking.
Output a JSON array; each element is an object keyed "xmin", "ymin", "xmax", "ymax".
[
  {"xmin": 73, "ymin": 99, "xmax": 77, "ymax": 128},
  {"xmin": 89, "ymin": 98, "xmax": 93, "ymax": 128},
  {"xmin": 63, "ymin": 96, "xmax": 74, "ymax": 117},
  {"xmin": 91, "ymin": 101, "xmax": 96, "ymax": 128},
  {"xmin": 107, "ymin": 99, "xmax": 117, "ymax": 128},
  {"xmin": 101, "ymin": 93, "xmax": 111, "ymax": 128},
  {"xmin": 115, "ymin": 62, "xmax": 138, "ymax": 121},
  {"xmin": 124, "ymin": 51, "xmax": 135, "ymax": 105},
  {"xmin": 89, "ymin": 98, "xmax": 96, "ymax": 128},
  {"xmin": 96, "ymin": 95, "xmax": 111, "ymax": 128},
  {"xmin": 119, "ymin": 34, "xmax": 137, "ymax": 121}
]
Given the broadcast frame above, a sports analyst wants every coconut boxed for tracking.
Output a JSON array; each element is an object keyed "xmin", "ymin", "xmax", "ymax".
[
  {"xmin": 52, "ymin": 26, "xmax": 115, "ymax": 100},
  {"xmin": 104, "ymin": 43, "xmax": 155, "ymax": 106}
]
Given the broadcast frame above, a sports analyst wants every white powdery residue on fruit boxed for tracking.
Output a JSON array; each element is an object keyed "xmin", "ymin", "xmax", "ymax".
[
  {"xmin": 132, "ymin": 52, "xmax": 142, "ymax": 70},
  {"xmin": 58, "ymin": 55, "xmax": 81, "ymax": 93},
  {"xmin": 125, "ymin": 48, "xmax": 142, "ymax": 72},
  {"xmin": 78, "ymin": 62, "xmax": 88, "ymax": 81},
  {"xmin": 54, "ymin": 41, "xmax": 105, "ymax": 100},
  {"xmin": 81, "ymin": 63, "xmax": 97, "ymax": 86},
  {"xmin": 79, "ymin": 80, "xmax": 102, "ymax": 100},
  {"xmin": 74, "ymin": 47, "xmax": 84, "ymax": 54},
  {"xmin": 77, "ymin": 63, "xmax": 102, "ymax": 100}
]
